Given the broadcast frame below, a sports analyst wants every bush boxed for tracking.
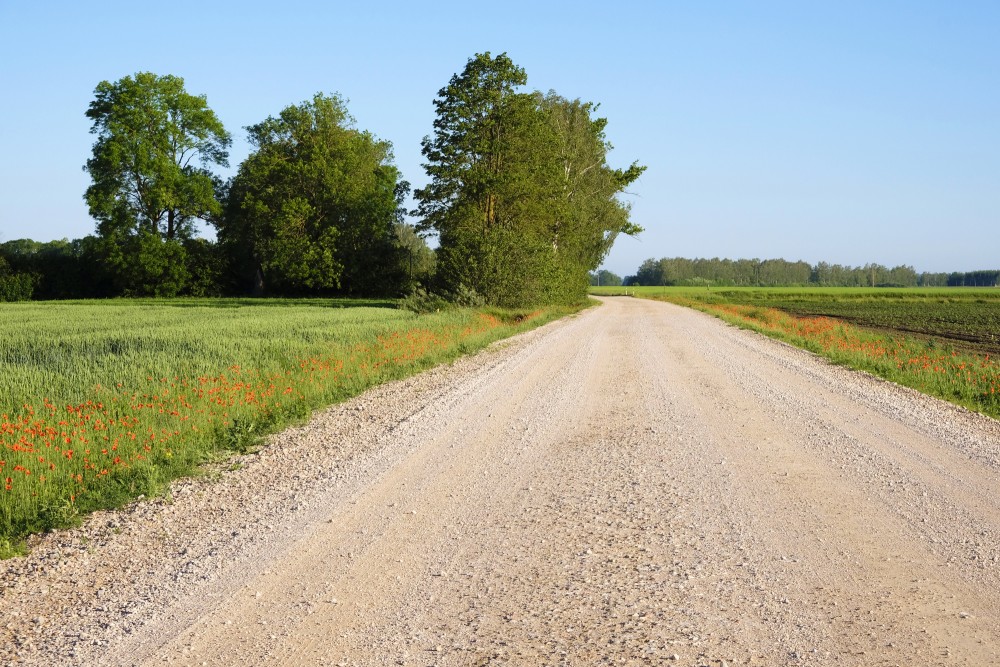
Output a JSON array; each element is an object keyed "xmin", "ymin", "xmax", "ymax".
[
  {"xmin": 0, "ymin": 273, "xmax": 36, "ymax": 302},
  {"xmin": 399, "ymin": 284, "xmax": 485, "ymax": 314}
]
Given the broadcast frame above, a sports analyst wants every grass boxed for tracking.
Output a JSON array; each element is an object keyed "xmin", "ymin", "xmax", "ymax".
[
  {"xmin": 668, "ymin": 287, "xmax": 1000, "ymax": 355},
  {"xmin": 605, "ymin": 287, "xmax": 1000, "ymax": 421},
  {"xmin": 0, "ymin": 298, "xmax": 579, "ymax": 555},
  {"xmin": 592, "ymin": 286, "xmax": 1000, "ymax": 353}
]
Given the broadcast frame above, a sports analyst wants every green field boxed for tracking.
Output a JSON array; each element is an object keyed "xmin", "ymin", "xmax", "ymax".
[
  {"xmin": 0, "ymin": 298, "xmax": 575, "ymax": 554},
  {"xmin": 591, "ymin": 286, "xmax": 1000, "ymax": 355}
]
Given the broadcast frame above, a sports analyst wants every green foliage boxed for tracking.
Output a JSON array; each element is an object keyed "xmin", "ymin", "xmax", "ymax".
[
  {"xmin": 415, "ymin": 52, "xmax": 536, "ymax": 306},
  {"xmin": 0, "ymin": 235, "xmax": 212, "ymax": 300},
  {"xmin": 398, "ymin": 287, "xmax": 450, "ymax": 314},
  {"xmin": 399, "ymin": 283, "xmax": 485, "ymax": 314},
  {"xmin": 130, "ymin": 232, "xmax": 190, "ymax": 297},
  {"xmin": 0, "ymin": 254, "xmax": 29, "ymax": 302},
  {"xmin": 393, "ymin": 222, "xmax": 436, "ymax": 291},
  {"xmin": 941, "ymin": 270, "xmax": 1000, "ymax": 287},
  {"xmin": 628, "ymin": 256, "xmax": 936, "ymax": 288},
  {"xmin": 641, "ymin": 288, "xmax": 1000, "ymax": 419},
  {"xmin": 83, "ymin": 72, "xmax": 230, "ymax": 297},
  {"xmin": 181, "ymin": 238, "xmax": 227, "ymax": 297},
  {"xmin": 0, "ymin": 272, "xmax": 36, "ymax": 302},
  {"xmin": 448, "ymin": 283, "xmax": 487, "ymax": 308},
  {"xmin": 84, "ymin": 72, "xmax": 231, "ymax": 241},
  {"xmin": 0, "ymin": 298, "xmax": 575, "ymax": 545},
  {"xmin": 0, "ymin": 537, "xmax": 28, "ymax": 560},
  {"xmin": 1, "ymin": 239, "xmax": 87, "ymax": 298},
  {"xmin": 537, "ymin": 93, "xmax": 644, "ymax": 292},
  {"xmin": 0, "ymin": 255, "xmax": 35, "ymax": 301},
  {"xmin": 415, "ymin": 53, "xmax": 644, "ymax": 308},
  {"xmin": 623, "ymin": 259, "xmax": 999, "ymax": 290},
  {"xmin": 589, "ymin": 269, "xmax": 622, "ymax": 286},
  {"xmin": 634, "ymin": 257, "xmax": 813, "ymax": 287},
  {"xmin": 221, "ymin": 93, "xmax": 407, "ymax": 296},
  {"xmin": 613, "ymin": 286, "xmax": 1000, "ymax": 356}
]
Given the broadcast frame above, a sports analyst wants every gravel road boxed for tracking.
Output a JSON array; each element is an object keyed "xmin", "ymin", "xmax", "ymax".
[{"xmin": 3, "ymin": 296, "xmax": 1000, "ymax": 666}]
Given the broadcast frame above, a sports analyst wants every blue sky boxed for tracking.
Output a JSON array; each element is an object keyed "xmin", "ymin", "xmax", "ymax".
[{"xmin": 1, "ymin": 1, "xmax": 997, "ymax": 276}]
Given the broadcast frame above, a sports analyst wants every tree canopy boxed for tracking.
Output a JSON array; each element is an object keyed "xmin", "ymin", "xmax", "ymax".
[
  {"xmin": 4, "ymin": 62, "xmax": 995, "ymax": 303},
  {"xmin": 13, "ymin": 61, "xmax": 654, "ymax": 301},
  {"xmin": 626, "ymin": 257, "xmax": 937, "ymax": 288},
  {"xmin": 83, "ymin": 72, "xmax": 231, "ymax": 296},
  {"xmin": 589, "ymin": 269, "xmax": 623, "ymax": 287},
  {"xmin": 415, "ymin": 53, "xmax": 644, "ymax": 307},
  {"xmin": 84, "ymin": 72, "xmax": 231, "ymax": 241},
  {"xmin": 220, "ymin": 93, "xmax": 409, "ymax": 296}
]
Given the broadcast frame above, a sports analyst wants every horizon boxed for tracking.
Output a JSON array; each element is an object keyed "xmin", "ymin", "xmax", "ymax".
[{"xmin": 592, "ymin": 256, "xmax": 999, "ymax": 280}]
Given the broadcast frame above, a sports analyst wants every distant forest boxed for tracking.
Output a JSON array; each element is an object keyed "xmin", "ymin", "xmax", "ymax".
[
  {"xmin": 589, "ymin": 258, "xmax": 1000, "ymax": 289},
  {"xmin": 6, "ymin": 245, "xmax": 997, "ymax": 303}
]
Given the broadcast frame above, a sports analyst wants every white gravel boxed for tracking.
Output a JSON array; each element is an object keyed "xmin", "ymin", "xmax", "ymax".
[{"xmin": 2, "ymin": 296, "xmax": 1000, "ymax": 666}]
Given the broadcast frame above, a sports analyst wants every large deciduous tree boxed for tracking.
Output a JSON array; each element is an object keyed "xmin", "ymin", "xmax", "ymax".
[
  {"xmin": 220, "ymin": 93, "xmax": 407, "ymax": 296},
  {"xmin": 83, "ymin": 72, "xmax": 231, "ymax": 295},
  {"xmin": 415, "ymin": 52, "xmax": 542, "ymax": 306},
  {"xmin": 415, "ymin": 53, "xmax": 644, "ymax": 307},
  {"xmin": 533, "ymin": 93, "xmax": 645, "ymax": 302}
]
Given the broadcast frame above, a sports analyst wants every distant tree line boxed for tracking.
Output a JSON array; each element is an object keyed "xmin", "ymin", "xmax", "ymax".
[
  {"xmin": 589, "ymin": 269, "xmax": 623, "ymax": 287},
  {"xmin": 624, "ymin": 257, "xmax": 999, "ymax": 288},
  {"xmin": 921, "ymin": 270, "xmax": 1000, "ymax": 287},
  {"xmin": 1, "ymin": 55, "xmax": 643, "ymax": 306}
]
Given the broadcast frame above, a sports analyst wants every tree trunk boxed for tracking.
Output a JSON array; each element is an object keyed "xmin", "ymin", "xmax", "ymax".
[{"xmin": 252, "ymin": 264, "xmax": 265, "ymax": 297}]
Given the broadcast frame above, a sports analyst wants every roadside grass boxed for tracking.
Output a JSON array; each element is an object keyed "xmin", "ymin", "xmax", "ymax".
[
  {"xmin": 630, "ymin": 289, "xmax": 1000, "ymax": 421},
  {"xmin": 591, "ymin": 286, "xmax": 1000, "ymax": 355},
  {"xmin": 0, "ymin": 298, "xmax": 579, "ymax": 555}
]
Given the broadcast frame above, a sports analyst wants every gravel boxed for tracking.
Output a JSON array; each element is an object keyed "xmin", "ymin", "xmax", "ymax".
[{"xmin": 2, "ymin": 296, "xmax": 1000, "ymax": 666}]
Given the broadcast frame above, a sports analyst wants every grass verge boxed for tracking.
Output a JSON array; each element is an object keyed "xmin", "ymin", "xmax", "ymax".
[
  {"xmin": 0, "ymin": 298, "xmax": 580, "ymax": 556},
  {"xmin": 637, "ymin": 292, "xmax": 1000, "ymax": 421}
]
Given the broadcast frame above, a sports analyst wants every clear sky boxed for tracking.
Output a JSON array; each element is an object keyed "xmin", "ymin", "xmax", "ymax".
[{"xmin": 1, "ymin": 1, "xmax": 997, "ymax": 276}]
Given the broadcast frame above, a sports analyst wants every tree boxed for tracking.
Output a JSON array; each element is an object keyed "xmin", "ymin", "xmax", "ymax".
[
  {"xmin": 393, "ymin": 222, "xmax": 436, "ymax": 291},
  {"xmin": 635, "ymin": 258, "xmax": 665, "ymax": 286},
  {"xmin": 84, "ymin": 72, "xmax": 231, "ymax": 295},
  {"xmin": 415, "ymin": 52, "xmax": 542, "ymax": 306},
  {"xmin": 221, "ymin": 93, "xmax": 408, "ymax": 296},
  {"xmin": 535, "ymin": 93, "xmax": 644, "ymax": 299},
  {"xmin": 415, "ymin": 53, "xmax": 644, "ymax": 307},
  {"xmin": 0, "ymin": 254, "xmax": 35, "ymax": 302},
  {"xmin": 589, "ymin": 269, "xmax": 622, "ymax": 286},
  {"xmin": 1, "ymin": 238, "xmax": 78, "ymax": 299}
]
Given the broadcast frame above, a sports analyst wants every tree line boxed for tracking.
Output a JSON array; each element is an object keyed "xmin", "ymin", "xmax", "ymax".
[
  {"xmin": 0, "ymin": 54, "xmax": 644, "ymax": 307},
  {"xmin": 622, "ymin": 257, "xmax": 1000, "ymax": 288}
]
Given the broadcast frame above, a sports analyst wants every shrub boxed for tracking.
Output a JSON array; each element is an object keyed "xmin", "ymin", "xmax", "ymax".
[
  {"xmin": 399, "ymin": 284, "xmax": 485, "ymax": 314},
  {"xmin": 0, "ymin": 273, "xmax": 36, "ymax": 302}
]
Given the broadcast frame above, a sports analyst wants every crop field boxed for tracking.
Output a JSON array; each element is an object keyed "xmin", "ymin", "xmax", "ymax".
[
  {"xmin": 592, "ymin": 286, "xmax": 1000, "ymax": 355},
  {"xmin": 590, "ymin": 286, "xmax": 1000, "ymax": 420},
  {"xmin": 0, "ymin": 298, "xmax": 571, "ymax": 553},
  {"xmin": 704, "ymin": 287, "xmax": 999, "ymax": 355}
]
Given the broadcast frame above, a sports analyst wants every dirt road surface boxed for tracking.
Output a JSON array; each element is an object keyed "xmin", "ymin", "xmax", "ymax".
[{"xmin": 3, "ymin": 297, "xmax": 1000, "ymax": 666}]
